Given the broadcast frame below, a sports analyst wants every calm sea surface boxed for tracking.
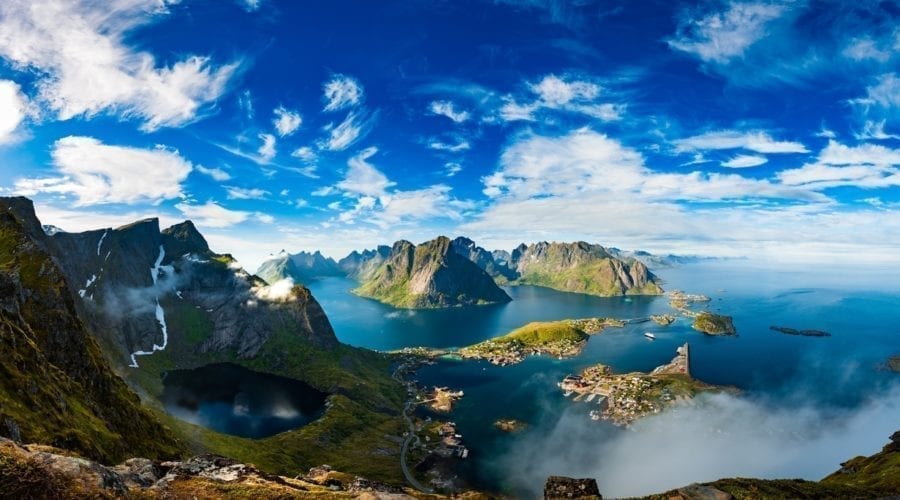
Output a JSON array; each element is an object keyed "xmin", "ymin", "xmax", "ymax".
[{"xmin": 308, "ymin": 262, "xmax": 900, "ymax": 492}]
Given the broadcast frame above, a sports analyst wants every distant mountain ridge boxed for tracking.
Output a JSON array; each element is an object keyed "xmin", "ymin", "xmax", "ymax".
[
  {"xmin": 259, "ymin": 236, "xmax": 666, "ymax": 303},
  {"xmin": 257, "ymin": 249, "xmax": 342, "ymax": 286}
]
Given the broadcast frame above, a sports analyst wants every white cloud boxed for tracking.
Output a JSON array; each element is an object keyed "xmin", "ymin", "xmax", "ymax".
[
  {"xmin": 856, "ymin": 120, "xmax": 900, "ymax": 141},
  {"xmin": 854, "ymin": 72, "xmax": 900, "ymax": 110},
  {"xmin": 329, "ymin": 147, "xmax": 470, "ymax": 228},
  {"xmin": 174, "ymin": 200, "xmax": 271, "ymax": 228},
  {"xmin": 0, "ymin": 80, "xmax": 28, "ymax": 144},
  {"xmin": 272, "ymin": 106, "xmax": 302, "ymax": 137},
  {"xmin": 721, "ymin": 154, "xmax": 768, "ymax": 168},
  {"xmin": 842, "ymin": 37, "xmax": 891, "ymax": 62},
  {"xmin": 668, "ymin": 1, "xmax": 786, "ymax": 64},
  {"xmin": 321, "ymin": 111, "xmax": 372, "ymax": 151},
  {"xmin": 429, "ymin": 100, "xmax": 470, "ymax": 123},
  {"xmin": 445, "ymin": 162, "xmax": 463, "ymax": 177},
  {"xmin": 531, "ymin": 75, "xmax": 600, "ymax": 105},
  {"xmin": 195, "ymin": 165, "xmax": 231, "ymax": 182},
  {"xmin": 14, "ymin": 136, "xmax": 192, "ymax": 206},
  {"xmin": 0, "ymin": 0, "xmax": 238, "ymax": 131},
  {"xmin": 257, "ymin": 133, "xmax": 276, "ymax": 161},
  {"xmin": 291, "ymin": 146, "xmax": 317, "ymax": 162},
  {"xmin": 500, "ymin": 74, "xmax": 623, "ymax": 122},
  {"xmin": 336, "ymin": 147, "xmax": 395, "ymax": 197},
  {"xmin": 673, "ymin": 129, "xmax": 808, "ymax": 154},
  {"xmin": 239, "ymin": 0, "xmax": 262, "ymax": 12},
  {"xmin": 428, "ymin": 139, "xmax": 471, "ymax": 152},
  {"xmin": 323, "ymin": 74, "xmax": 363, "ymax": 112},
  {"xmin": 252, "ymin": 278, "xmax": 296, "ymax": 302},
  {"xmin": 777, "ymin": 140, "xmax": 900, "ymax": 189},
  {"xmin": 225, "ymin": 186, "xmax": 269, "ymax": 200}
]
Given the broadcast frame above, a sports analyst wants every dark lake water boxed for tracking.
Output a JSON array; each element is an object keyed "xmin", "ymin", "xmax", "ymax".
[
  {"xmin": 308, "ymin": 263, "xmax": 900, "ymax": 496},
  {"xmin": 161, "ymin": 363, "xmax": 328, "ymax": 438}
]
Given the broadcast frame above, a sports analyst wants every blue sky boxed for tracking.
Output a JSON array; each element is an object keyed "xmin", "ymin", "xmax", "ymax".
[{"xmin": 0, "ymin": 0, "xmax": 898, "ymax": 269}]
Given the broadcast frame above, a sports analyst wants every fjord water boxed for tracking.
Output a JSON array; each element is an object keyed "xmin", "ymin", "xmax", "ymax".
[
  {"xmin": 161, "ymin": 363, "xmax": 327, "ymax": 438},
  {"xmin": 309, "ymin": 262, "xmax": 900, "ymax": 494}
]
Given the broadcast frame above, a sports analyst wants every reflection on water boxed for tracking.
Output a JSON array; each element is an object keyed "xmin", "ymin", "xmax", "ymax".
[{"xmin": 161, "ymin": 363, "xmax": 328, "ymax": 438}]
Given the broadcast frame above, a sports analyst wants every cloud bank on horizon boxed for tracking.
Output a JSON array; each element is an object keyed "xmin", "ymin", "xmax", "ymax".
[{"xmin": 0, "ymin": 0, "xmax": 898, "ymax": 269}]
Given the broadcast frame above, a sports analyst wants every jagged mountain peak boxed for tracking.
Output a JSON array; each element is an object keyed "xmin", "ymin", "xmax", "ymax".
[{"xmin": 162, "ymin": 220, "xmax": 210, "ymax": 258}]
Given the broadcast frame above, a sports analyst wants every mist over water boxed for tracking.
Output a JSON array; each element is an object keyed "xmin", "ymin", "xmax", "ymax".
[
  {"xmin": 310, "ymin": 261, "xmax": 900, "ymax": 495},
  {"xmin": 494, "ymin": 382, "xmax": 900, "ymax": 498}
]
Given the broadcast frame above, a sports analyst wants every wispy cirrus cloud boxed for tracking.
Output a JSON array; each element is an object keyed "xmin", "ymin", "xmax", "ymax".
[
  {"xmin": 673, "ymin": 129, "xmax": 808, "ymax": 154},
  {"xmin": 195, "ymin": 165, "xmax": 232, "ymax": 182},
  {"xmin": 0, "ymin": 0, "xmax": 239, "ymax": 131},
  {"xmin": 667, "ymin": 1, "xmax": 786, "ymax": 64},
  {"xmin": 323, "ymin": 74, "xmax": 364, "ymax": 112},
  {"xmin": 272, "ymin": 106, "xmax": 302, "ymax": 137},
  {"xmin": 429, "ymin": 100, "xmax": 470, "ymax": 123},
  {"xmin": 500, "ymin": 74, "xmax": 623, "ymax": 123}
]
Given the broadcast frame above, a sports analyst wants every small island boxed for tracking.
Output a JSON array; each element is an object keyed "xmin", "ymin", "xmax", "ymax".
[
  {"xmin": 459, "ymin": 318, "xmax": 625, "ymax": 366},
  {"xmin": 425, "ymin": 386, "xmax": 464, "ymax": 412},
  {"xmin": 770, "ymin": 325, "xmax": 831, "ymax": 337},
  {"xmin": 494, "ymin": 419, "xmax": 527, "ymax": 432},
  {"xmin": 651, "ymin": 314, "xmax": 676, "ymax": 326},
  {"xmin": 887, "ymin": 355, "xmax": 900, "ymax": 373},
  {"xmin": 668, "ymin": 290, "xmax": 711, "ymax": 317},
  {"xmin": 692, "ymin": 311, "xmax": 737, "ymax": 335},
  {"xmin": 559, "ymin": 343, "xmax": 728, "ymax": 426}
]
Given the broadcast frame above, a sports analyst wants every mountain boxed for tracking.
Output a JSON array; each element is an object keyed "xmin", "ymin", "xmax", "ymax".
[
  {"xmin": 2, "ymin": 197, "xmax": 406, "ymax": 483},
  {"xmin": 507, "ymin": 241, "xmax": 663, "ymax": 296},
  {"xmin": 256, "ymin": 250, "xmax": 342, "ymax": 285},
  {"xmin": 338, "ymin": 245, "xmax": 392, "ymax": 281},
  {"xmin": 450, "ymin": 236, "xmax": 517, "ymax": 283},
  {"xmin": 354, "ymin": 237, "xmax": 512, "ymax": 308},
  {"xmin": 0, "ymin": 197, "xmax": 182, "ymax": 464},
  {"xmin": 607, "ymin": 248, "xmax": 707, "ymax": 269}
]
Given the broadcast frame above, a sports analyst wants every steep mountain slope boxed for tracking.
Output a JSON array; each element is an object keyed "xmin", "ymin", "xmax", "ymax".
[
  {"xmin": 355, "ymin": 237, "xmax": 512, "ymax": 308},
  {"xmin": 256, "ymin": 250, "xmax": 342, "ymax": 285},
  {"xmin": 0, "ymin": 197, "xmax": 182, "ymax": 464},
  {"xmin": 508, "ymin": 241, "xmax": 663, "ymax": 296}
]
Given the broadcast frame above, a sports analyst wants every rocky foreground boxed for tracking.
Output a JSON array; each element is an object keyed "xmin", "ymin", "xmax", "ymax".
[{"xmin": 0, "ymin": 437, "xmax": 485, "ymax": 499}]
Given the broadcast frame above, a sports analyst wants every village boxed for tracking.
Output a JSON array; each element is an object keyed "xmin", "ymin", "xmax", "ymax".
[{"xmin": 559, "ymin": 343, "xmax": 708, "ymax": 426}]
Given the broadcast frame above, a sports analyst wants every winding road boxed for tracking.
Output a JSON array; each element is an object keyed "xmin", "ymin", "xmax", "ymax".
[{"xmin": 393, "ymin": 361, "xmax": 434, "ymax": 494}]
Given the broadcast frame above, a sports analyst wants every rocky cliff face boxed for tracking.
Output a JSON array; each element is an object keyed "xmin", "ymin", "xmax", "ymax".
[
  {"xmin": 46, "ymin": 216, "xmax": 339, "ymax": 368},
  {"xmin": 256, "ymin": 250, "xmax": 342, "ymax": 285},
  {"xmin": 508, "ymin": 241, "xmax": 663, "ymax": 296},
  {"xmin": 355, "ymin": 237, "xmax": 512, "ymax": 309},
  {"xmin": 0, "ymin": 197, "xmax": 182, "ymax": 463}
]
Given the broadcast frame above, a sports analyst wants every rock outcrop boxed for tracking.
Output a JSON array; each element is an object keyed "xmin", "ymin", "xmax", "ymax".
[
  {"xmin": 0, "ymin": 438, "xmax": 426, "ymax": 498},
  {"xmin": 355, "ymin": 237, "xmax": 512, "ymax": 309},
  {"xmin": 544, "ymin": 476, "xmax": 602, "ymax": 499}
]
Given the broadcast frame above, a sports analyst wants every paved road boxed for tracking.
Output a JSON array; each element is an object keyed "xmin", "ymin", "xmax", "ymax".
[{"xmin": 393, "ymin": 362, "xmax": 434, "ymax": 494}]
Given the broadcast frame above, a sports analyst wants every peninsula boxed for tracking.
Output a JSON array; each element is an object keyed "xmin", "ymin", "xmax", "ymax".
[
  {"xmin": 459, "ymin": 318, "xmax": 625, "ymax": 366},
  {"xmin": 559, "ymin": 343, "xmax": 727, "ymax": 426}
]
